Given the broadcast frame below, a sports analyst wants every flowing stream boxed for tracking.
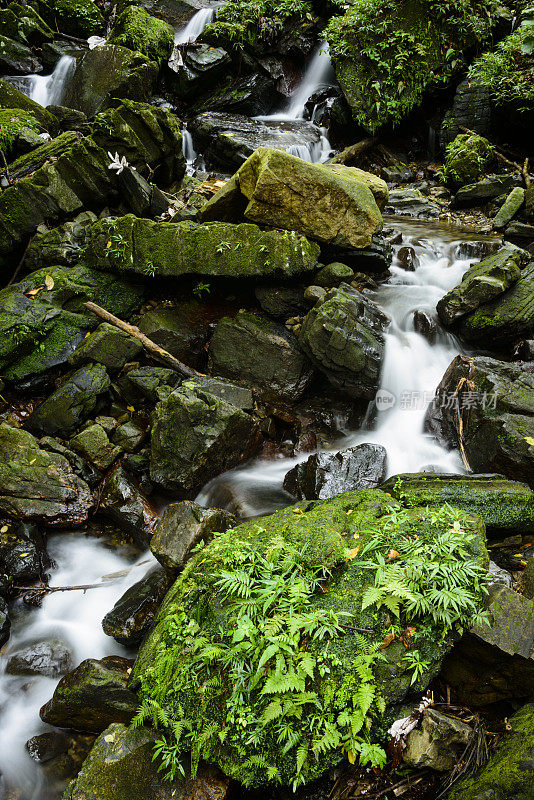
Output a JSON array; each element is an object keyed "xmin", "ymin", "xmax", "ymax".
[
  {"xmin": 0, "ymin": 538, "xmax": 153, "ymax": 800},
  {"xmin": 198, "ymin": 220, "xmax": 495, "ymax": 516},
  {"xmin": 12, "ymin": 55, "xmax": 77, "ymax": 108}
]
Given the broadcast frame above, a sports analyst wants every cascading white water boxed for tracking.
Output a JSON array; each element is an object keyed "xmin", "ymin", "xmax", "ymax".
[
  {"xmin": 24, "ymin": 55, "xmax": 77, "ymax": 107},
  {"xmin": 174, "ymin": 7, "xmax": 215, "ymax": 45},
  {"xmin": 197, "ymin": 221, "xmax": 494, "ymax": 518},
  {"xmin": 0, "ymin": 536, "xmax": 153, "ymax": 800}
]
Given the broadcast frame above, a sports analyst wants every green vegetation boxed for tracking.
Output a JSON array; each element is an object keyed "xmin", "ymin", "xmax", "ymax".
[
  {"xmin": 133, "ymin": 493, "xmax": 488, "ymax": 789},
  {"xmin": 108, "ymin": 7, "xmax": 174, "ymax": 64},
  {"xmin": 325, "ymin": 0, "xmax": 497, "ymax": 131},
  {"xmin": 0, "ymin": 109, "xmax": 40, "ymax": 157},
  {"xmin": 39, "ymin": 0, "xmax": 104, "ymax": 37},
  {"xmin": 204, "ymin": 0, "xmax": 313, "ymax": 47},
  {"xmin": 470, "ymin": 24, "xmax": 534, "ymax": 112},
  {"xmin": 439, "ymin": 132, "xmax": 495, "ymax": 190}
]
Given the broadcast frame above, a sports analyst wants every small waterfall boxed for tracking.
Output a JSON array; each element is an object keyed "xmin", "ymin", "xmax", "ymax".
[
  {"xmin": 25, "ymin": 55, "xmax": 77, "ymax": 107},
  {"xmin": 285, "ymin": 41, "xmax": 335, "ymax": 121},
  {"xmin": 182, "ymin": 125, "xmax": 206, "ymax": 173},
  {"xmin": 174, "ymin": 7, "xmax": 215, "ymax": 45},
  {"xmin": 286, "ymin": 129, "xmax": 332, "ymax": 163}
]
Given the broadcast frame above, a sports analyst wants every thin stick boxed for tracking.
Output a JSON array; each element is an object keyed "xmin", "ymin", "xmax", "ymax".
[
  {"xmin": 0, "ymin": 148, "xmax": 11, "ymax": 186},
  {"xmin": 7, "ymin": 237, "xmax": 33, "ymax": 287},
  {"xmin": 83, "ymin": 301, "xmax": 202, "ymax": 379},
  {"xmin": 14, "ymin": 582, "xmax": 108, "ymax": 594},
  {"xmin": 522, "ymin": 158, "xmax": 531, "ymax": 190}
]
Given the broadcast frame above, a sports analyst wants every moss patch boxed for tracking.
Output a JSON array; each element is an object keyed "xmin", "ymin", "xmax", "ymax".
[{"xmin": 108, "ymin": 7, "xmax": 173, "ymax": 64}]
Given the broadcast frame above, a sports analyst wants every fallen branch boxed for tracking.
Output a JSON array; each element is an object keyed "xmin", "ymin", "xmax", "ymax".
[
  {"xmin": 7, "ymin": 236, "xmax": 33, "ymax": 287},
  {"xmin": 14, "ymin": 582, "xmax": 108, "ymax": 595},
  {"xmin": 523, "ymin": 158, "xmax": 531, "ymax": 191},
  {"xmin": 83, "ymin": 301, "xmax": 202, "ymax": 379},
  {"xmin": 328, "ymin": 138, "xmax": 376, "ymax": 165}
]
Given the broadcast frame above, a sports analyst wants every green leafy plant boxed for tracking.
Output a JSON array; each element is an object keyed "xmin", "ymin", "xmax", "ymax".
[
  {"xmin": 469, "ymin": 24, "xmax": 534, "ymax": 112},
  {"xmin": 204, "ymin": 0, "xmax": 313, "ymax": 47},
  {"xmin": 192, "ymin": 281, "xmax": 210, "ymax": 298}
]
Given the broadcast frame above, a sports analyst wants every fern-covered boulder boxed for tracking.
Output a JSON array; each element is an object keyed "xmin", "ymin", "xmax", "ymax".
[{"xmin": 131, "ymin": 489, "xmax": 488, "ymax": 789}]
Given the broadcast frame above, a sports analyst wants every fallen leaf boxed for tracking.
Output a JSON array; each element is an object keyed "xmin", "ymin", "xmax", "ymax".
[
  {"xmin": 19, "ymin": 552, "xmax": 30, "ymax": 558},
  {"xmin": 379, "ymin": 632, "xmax": 395, "ymax": 650},
  {"xmin": 25, "ymin": 285, "xmax": 45, "ymax": 297},
  {"xmin": 127, "ymin": 405, "xmax": 135, "ymax": 412},
  {"xmin": 44, "ymin": 275, "xmax": 54, "ymax": 290},
  {"xmin": 0, "ymin": 525, "xmax": 8, "ymax": 533},
  {"xmin": 388, "ymin": 549, "xmax": 400, "ymax": 561},
  {"xmin": 525, "ymin": 437, "xmax": 534, "ymax": 446},
  {"xmin": 292, "ymin": 508, "xmax": 304, "ymax": 514},
  {"xmin": 104, "ymin": 734, "xmax": 115, "ymax": 743},
  {"xmin": 346, "ymin": 546, "xmax": 359, "ymax": 560}
]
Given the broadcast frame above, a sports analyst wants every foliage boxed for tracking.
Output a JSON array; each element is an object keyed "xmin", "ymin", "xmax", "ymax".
[
  {"xmin": 134, "ymin": 498, "xmax": 488, "ymax": 789},
  {"xmin": 204, "ymin": 0, "xmax": 314, "ymax": 47},
  {"xmin": 325, "ymin": 0, "xmax": 497, "ymax": 131},
  {"xmin": 439, "ymin": 132, "xmax": 495, "ymax": 189},
  {"xmin": 108, "ymin": 6, "xmax": 174, "ymax": 63},
  {"xmin": 469, "ymin": 24, "xmax": 534, "ymax": 111},
  {"xmin": 0, "ymin": 109, "xmax": 40, "ymax": 158}
]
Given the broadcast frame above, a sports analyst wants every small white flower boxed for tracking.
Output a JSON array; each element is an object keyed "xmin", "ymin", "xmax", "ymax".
[{"xmin": 107, "ymin": 151, "xmax": 130, "ymax": 175}]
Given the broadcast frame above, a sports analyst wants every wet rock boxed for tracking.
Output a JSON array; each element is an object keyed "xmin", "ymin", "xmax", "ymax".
[
  {"xmin": 194, "ymin": 377, "xmax": 254, "ymax": 410},
  {"xmin": 436, "ymin": 243, "xmax": 526, "ymax": 327},
  {"xmin": 85, "ymin": 214, "xmax": 319, "ymax": 280},
  {"xmin": 454, "ymin": 239, "xmax": 500, "ymax": 261},
  {"xmin": 137, "ymin": 304, "xmax": 210, "ymax": 366},
  {"xmin": 27, "ymin": 364, "xmax": 110, "ymax": 438},
  {"xmin": 0, "ymin": 4, "xmax": 54, "ymax": 47},
  {"xmin": 0, "ymin": 77, "xmax": 58, "ymax": 133},
  {"xmin": 0, "ymin": 425, "xmax": 93, "ymax": 525},
  {"xmin": 195, "ymin": 72, "xmax": 283, "ymax": 117},
  {"xmin": 27, "ymin": 730, "xmax": 72, "ymax": 763},
  {"xmin": 102, "ymin": 565, "xmax": 173, "ymax": 647},
  {"xmin": 453, "ymin": 174, "xmax": 518, "ymax": 207},
  {"xmin": 150, "ymin": 382, "xmax": 262, "ymax": 493},
  {"xmin": 150, "ymin": 501, "xmax": 235, "ymax": 572},
  {"xmin": 112, "ymin": 419, "xmax": 148, "ymax": 453},
  {"xmin": 426, "ymin": 355, "xmax": 534, "ymax": 485},
  {"xmin": 446, "ymin": 702, "xmax": 534, "ymax": 800},
  {"xmin": 298, "ymin": 284, "xmax": 389, "ymax": 400},
  {"xmin": 69, "ymin": 323, "xmax": 143, "ymax": 371},
  {"xmin": 441, "ymin": 133, "xmax": 495, "ymax": 191},
  {"xmin": 397, "ymin": 246, "xmax": 419, "ymax": 271},
  {"xmin": 6, "ymin": 639, "xmax": 73, "ymax": 678},
  {"xmin": 208, "ymin": 311, "xmax": 315, "ymax": 403},
  {"xmin": 170, "ymin": 44, "xmax": 232, "ymax": 100},
  {"xmin": 40, "ymin": 436, "xmax": 100, "ymax": 488},
  {"xmin": 283, "ymin": 444, "xmax": 387, "ymax": 500},
  {"xmin": 322, "ymin": 234, "xmax": 393, "ymax": 275},
  {"xmin": 413, "ymin": 310, "xmax": 436, "ymax": 341},
  {"xmin": 63, "ymin": 723, "xmax": 231, "ymax": 800},
  {"xmin": 380, "ymin": 473, "xmax": 534, "ymax": 536},
  {"xmin": 506, "ymin": 221, "xmax": 534, "ymax": 247},
  {"xmin": 0, "ymin": 596, "xmax": 10, "ymax": 646},
  {"xmin": 116, "ymin": 165, "xmax": 169, "ymax": 218},
  {"xmin": 493, "ymin": 187, "xmax": 525, "ymax": 229},
  {"xmin": 403, "ymin": 709, "xmax": 472, "ymax": 771},
  {"xmin": 124, "ymin": 366, "xmax": 181, "ymax": 403},
  {"xmin": 24, "ymin": 211, "xmax": 98, "ymax": 271},
  {"xmin": 0, "ymin": 521, "xmax": 49, "ymax": 587},
  {"xmin": 46, "ymin": 105, "xmax": 89, "ymax": 133},
  {"xmin": 69, "ymin": 425, "xmax": 122, "ymax": 471},
  {"xmin": 440, "ymin": 75, "xmax": 493, "ymax": 146},
  {"xmin": 315, "ymin": 262, "xmax": 354, "ymax": 287},
  {"xmin": 0, "ymin": 35, "xmax": 42, "ymax": 74},
  {"xmin": 442, "ymin": 584, "xmax": 534, "ymax": 705},
  {"xmin": 385, "ymin": 188, "xmax": 441, "ymax": 218},
  {"xmin": 255, "ymin": 285, "xmax": 307, "ymax": 319},
  {"xmin": 99, "ymin": 467, "xmax": 159, "ymax": 548},
  {"xmin": 40, "ymin": 656, "xmax": 138, "ymax": 733},
  {"xmin": 303, "ymin": 285, "xmax": 326, "ymax": 306},
  {"xmin": 488, "ymin": 560, "xmax": 512, "ymax": 588},
  {"xmin": 64, "ymin": 45, "xmax": 158, "ymax": 118}
]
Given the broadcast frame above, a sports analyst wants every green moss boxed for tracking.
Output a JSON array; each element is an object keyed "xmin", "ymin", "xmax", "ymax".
[
  {"xmin": 204, "ymin": 0, "xmax": 313, "ymax": 48},
  {"xmin": 440, "ymin": 133, "xmax": 495, "ymax": 190},
  {"xmin": 0, "ymin": 109, "xmax": 41, "ymax": 158},
  {"xmin": 39, "ymin": 0, "xmax": 104, "ymax": 37},
  {"xmin": 470, "ymin": 24, "xmax": 534, "ymax": 112},
  {"xmin": 108, "ymin": 7, "xmax": 174, "ymax": 64}
]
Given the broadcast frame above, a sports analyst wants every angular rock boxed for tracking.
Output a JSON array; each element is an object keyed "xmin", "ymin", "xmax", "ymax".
[
  {"xmin": 0, "ymin": 77, "xmax": 58, "ymax": 132},
  {"xmin": 64, "ymin": 45, "xmax": 158, "ymax": 118},
  {"xmin": 195, "ymin": 72, "xmax": 283, "ymax": 117},
  {"xmin": 298, "ymin": 284, "xmax": 389, "ymax": 399},
  {"xmin": 27, "ymin": 364, "xmax": 110, "ymax": 437},
  {"xmin": 111, "ymin": 419, "xmax": 148, "ymax": 453},
  {"xmin": 102, "ymin": 564, "xmax": 173, "ymax": 647},
  {"xmin": 68, "ymin": 323, "xmax": 143, "ymax": 371},
  {"xmin": 380, "ymin": 473, "xmax": 534, "ymax": 536},
  {"xmin": 0, "ymin": 596, "xmax": 10, "ymax": 645},
  {"xmin": 208, "ymin": 311, "xmax": 314, "ymax": 403},
  {"xmin": 453, "ymin": 174, "xmax": 518, "ymax": 207},
  {"xmin": 194, "ymin": 377, "xmax": 254, "ymax": 410},
  {"xmin": 69, "ymin": 425, "xmax": 122, "ymax": 471},
  {"xmin": 425, "ymin": 355, "xmax": 534, "ymax": 486},
  {"xmin": 458, "ymin": 262, "xmax": 534, "ymax": 345},
  {"xmin": 0, "ymin": 425, "xmax": 93, "ymax": 525},
  {"xmin": 403, "ymin": 708, "xmax": 472, "ymax": 771},
  {"xmin": 40, "ymin": 656, "xmax": 138, "ymax": 733},
  {"xmin": 136, "ymin": 303, "xmax": 211, "ymax": 366},
  {"xmin": 436, "ymin": 243, "xmax": 526, "ymax": 326},
  {"xmin": 385, "ymin": 187, "xmax": 441, "ymax": 219},
  {"xmin": 493, "ymin": 186, "xmax": 525, "ymax": 228},
  {"xmin": 84, "ymin": 215, "xmax": 320, "ymax": 279},
  {"xmin": 506, "ymin": 221, "xmax": 534, "ymax": 247},
  {"xmin": 283, "ymin": 444, "xmax": 387, "ymax": 500},
  {"xmin": 0, "ymin": 522, "xmax": 49, "ymax": 584},
  {"xmin": 98, "ymin": 467, "xmax": 159, "ymax": 548},
  {"xmin": 150, "ymin": 382, "xmax": 262, "ymax": 492},
  {"xmin": 150, "ymin": 501, "xmax": 235, "ymax": 572},
  {"xmin": 0, "ymin": 34, "xmax": 41, "ymax": 74},
  {"xmin": 6, "ymin": 639, "xmax": 73, "ymax": 678},
  {"xmin": 255, "ymin": 285, "xmax": 307, "ymax": 319},
  {"xmin": 24, "ymin": 211, "xmax": 97, "ymax": 271},
  {"xmin": 447, "ymin": 703, "xmax": 534, "ymax": 800},
  {"xmin": 124, "ymin": 366, "xmax": 181, "ymax": 403},
  {"xmin": 63, "ymin": 724, "xmax": 231, "ymax": 800},
  {"xmin": 171, "ymin": 45, "xmax": 232, "ymax": 101}
]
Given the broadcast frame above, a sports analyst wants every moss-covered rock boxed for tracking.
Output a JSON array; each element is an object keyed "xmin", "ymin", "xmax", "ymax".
[
  {"xmin": 149, "ymin": 382, "xmax": 262, "ymax": 492},
  {"xmin": 99, "ymin": 467, "xmax": 158, "ymax": 548},
  {"xmin": 440, "ymin": 133, "xmax": 495, "ymax": 190},
  {"xmin": 38, "ymin": 0, "xmax": 104, "ymax": 38},
  {"xmin": 0, "ymin": 109, "xmax": 42, "ymax": 159},
  {"xmin": 0, "ymin": 4, "xmax": 54, "ymax": 46},
  {"xmin": 69, "ymin": 424, "xmax": 122, "ymax": 471},
  {"xmin": 0, "ymin": 423, "xmax": 93, "ymax": 526},
  {"xmin": 68, "ymin": 322, "xmax": 142, "ymax": 371},
  {"xmin": 0, "ymin": 34, "xmax": 41, "ymax": 74},
  {"xmin": 25, "ymin": 211, "xmax": 98, "ymax": 271},
  {"xmin": 436, "ymin": 243, "xmax": 527, "ymax": 326},
  {"xmin": 132, "ymin": 489, "xmax": 488, "ymax": 788},
  {"xmin": 84, "ymin": 214, "xmax": 320, "ymax": 279},
  {"xmin": 493, "ymin": 186, "xmax": 526, "ymax": 229},
  {"xmin": 108, "ymin": 6, "xmax": 173, "ymax": 63},
  {"xmin": 102, "ymin": 565, "xmax": 173, "ymax": 648},
  {"xmin": 0, "ymin": 78, "xmax": 58, "ymax": 133},
  {"xmin": 64, "ymin": 45, "xmax": 158, "ymax": 118}
]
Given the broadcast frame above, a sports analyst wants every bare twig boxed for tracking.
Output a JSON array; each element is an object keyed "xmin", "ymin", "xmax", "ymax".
[
  {"xmin": 523, "ymin": 158, "xmax": 531, "ymax": 190},
  {"xmin": 14, "ymin": 582, "xmax": 109, "ymax": 595},
  {"xmin": 0, "ymin": 148, "xmax": 11, "ymax": 186},
  {"xmin": 83, "ymin": 301, "xmax": 202, "ymax": 379},
  {"xmin": 7, "ymin": 237, "xmax": 33, "ymax": 287}
]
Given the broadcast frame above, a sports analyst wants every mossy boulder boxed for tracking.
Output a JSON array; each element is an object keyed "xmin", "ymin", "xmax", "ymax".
[
  {"xmin": 441, "ymin": 133, "xmax": 495, "ymax": 190},
  {"xmin": 436, "ymin": 244, "xmax": 527, "ymax": 326},
  {"xmin": 132, "ymin": 489, "xmax": 488, "ymax": 788},
  {"xmin": 0, "ymin": 264, "xmax": 144, "ymax": 382},
  {"xmin": 64, "ymin": 45, "xmax": 158, "ymax": 118},
  {"xmin": 0, "ymin": 109, "xmax": 42, "ymax": 159},
  {"xmin": 25, "ymin": 211, "xmax": 98, "ymax": 271},
  {"xmin": 298, "ymin": 283, "xmax": 389, "ymax": 400},
  {"xmin": 38, "ymin": 0, "xmax": 104, "ymax": 38},
  {"xmin": 0, "ymin": 78, "xmax": 58, "ymax": 133},
  {"xmin": 69, "ymin": 424, "xmax": 122, "ymax": 471},
  {"xmin": 0, "ymin": 34, "xmax": 41, "ymax": 74},
  {"xmin": 63, "ymin": 724, "xmax": 230, "ymax": 800},
  {"xmin": 201, "ymin": 147, "xmax": 383, "ymax": 249},
  {"xmin": 381, "ymin": 473, "xmax": 534, "ymax": 536},
  {"xmin": 208, "ymin": 310, "xmax": 315, "ymax": 403},
  {"xmin": 0, "ymin": 424, "xmax": 93, "ymax": 526},
  {"xmin": 149, "ymin": 381, "xmax": 262, "ymax": 492},
  {"xmin": 493, "ymin": 186, "xmax": 526, "ymax": 229},
  {"xmin": 84, "ymin": 215, "xmax": 320, "ymax": 279},
  {"xmin": 68, "ymin": 322, "xmax": 142, "ymax": 371},
  {"xmin": 0, "ymin": 4, "xmax": 54, "ymax": 46},
  {"xmin": 447, "ymin": 703, "xmax": 534, "ymax": 800},
  {"xmin": 108, "ymin": 6, "xmax": 174, "ymax": 64}
]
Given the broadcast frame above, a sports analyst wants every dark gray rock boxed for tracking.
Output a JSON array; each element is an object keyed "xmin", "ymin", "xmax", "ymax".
[
  {"xmin": 403, "ymin": 708, "xmax": 472, "ymax": 771},
  {"xmin": 255, "ymin": 285, "xmax": 307, "ymax": 319},
  {"xmin": 385, "ymin": 187, "xmax": 441, "ymax": 218},
  {"xmin": 102, "ymin": 565, "xmax": 172, "ymax": 647},
  {"xmin": 6, "ymin": 639, "xmax": 73, "ymax": 677},
  {"xmin": 69, "ymin": 424, "xmax": 122, "ymax": 471},
  {"xmin": 98, "ymin": 468, "xmax": 159, "ymax": 548},
  {"xmin": 136, "ymin": 302, "xmax": 211, "ymax": 366},
  {"xmin": 440, "ymin": 75, "xmax": 493, "ymax": 146},
  {"xmin": 0, "ymin": 522, "xmax": 49, "ymax": 585},
  {"xmin": 68, "ymin": 323, "xmax": 143, "ymax": 371},
  {"xmin": 454, "ymin": 174, "xmax": 518, "ymax": 207},
  {"xmin": 150, "ymin": 501, "xmax": 235, "ymax": 571},
  {"xmin": 0, "ymin": 597, "xmax": 10, "ymax": 646},
  {"xmin": 24, "ymin": 211, "xmax": 97, "ymax": 271},
  {"xmin": 283, "ymin": 444, "xmax": 388, "ymax": 500},
  {"xmin": 111, "ymin": 419, "xmax": 148, "ymax": 453},
  {"xmin": 413, "ymin": 310, "xmax": 437, "ymax": 341},
  {"xmin": 124, "ymin": 366, "xmax": 181, "ymax": 403}
]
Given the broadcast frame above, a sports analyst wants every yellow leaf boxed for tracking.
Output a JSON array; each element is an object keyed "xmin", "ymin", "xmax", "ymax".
[
  {"xmin": 346, "ymin": 509, "xmax": 353, "ymax": 515},
  {"xmin": 292, "ymin": 508, "xmax": 304, "ymax": 514},
  {"xmin": 29, "ymin": 458, "xmax": 36, "ymax": 464},
  {"xmin": 19, "ymin": 552, "xmax": 30, "ymax": 557},
  {"xmin": 0, "ymin": 525, "xmax": 8, "ymax": 533},
  {"xmin": 44, "ymin": 275, "xmax": 54, "ymax": 290},
  {"xmin": 346, "ymin": 546, "xmax": 359, "ymax": 560},
  {"xmin": 104, "ymin": 734, "xmax": 115, "ymax": 743},
  {"xmin": 525, "ymin": 437, "xmax": 534, "ymax": 446},
  {"xmin": 127, "ymin": 406, "xmax": 135, "ymax": 412},
  {"xmin": 347, "ymin": 750, "xmax": 356, "ymax": 764},
  {"xmin": 106, "ymin": 241, "xmax": 112, "ymax": 249},
  {"xmin": 25, "ymin": 285, "xmax": 45, "ymax": 297}
]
